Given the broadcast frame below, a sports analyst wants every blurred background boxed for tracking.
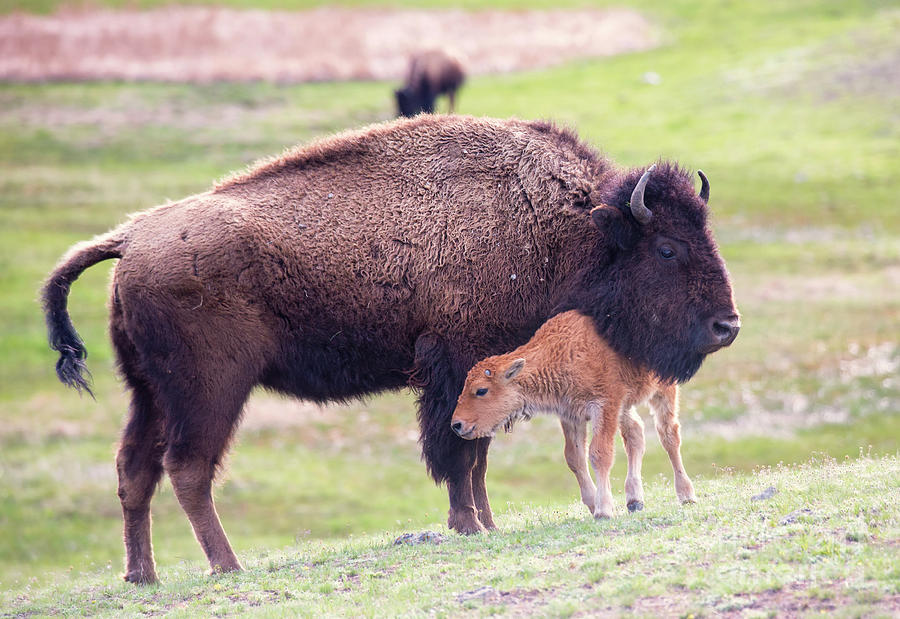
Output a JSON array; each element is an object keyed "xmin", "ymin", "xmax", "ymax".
[{"xmin": 0, "ymin": 0, "xmax": 897, "ymax": 589}]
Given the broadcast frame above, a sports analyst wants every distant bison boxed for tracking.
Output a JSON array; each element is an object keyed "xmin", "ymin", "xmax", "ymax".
[
  {"xmin": 43, "ymin": 115, "xmax": 739, "ymax": 583},
  {"xmin": 451, "ymin": 310, "xmax": 702, "ymax": 519},
  {"xmin": 395, "ymin": 49, "xmax": 465, "ymax": 117}
]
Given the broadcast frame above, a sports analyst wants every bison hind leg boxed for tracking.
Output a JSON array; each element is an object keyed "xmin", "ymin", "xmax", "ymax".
[{"xmin": 113, "ymin": 318, "xmax": 166, "ymax": 584}]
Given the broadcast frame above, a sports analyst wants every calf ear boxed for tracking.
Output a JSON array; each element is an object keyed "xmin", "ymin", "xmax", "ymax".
[
  {"xmin": 590, "ymin": 204, "xmax": 637, "ymax": 251},
  {"xmin": 503, "ymin": 358, "xmax": 526, "ymax": 381}
]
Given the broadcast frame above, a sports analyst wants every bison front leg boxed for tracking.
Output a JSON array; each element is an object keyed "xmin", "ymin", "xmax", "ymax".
[{"xmin": 413, "ymin": 333, "xmax": 486, "ymax": 535}]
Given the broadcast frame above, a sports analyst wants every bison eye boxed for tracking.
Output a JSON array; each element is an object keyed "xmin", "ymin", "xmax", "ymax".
[
  {"xmin": 659, "ymin": 245, "xmax": 676, "ymax": 260},
  {"xmin": 475, "ymin": 387, "xmax": 489, "ymax": 397}
]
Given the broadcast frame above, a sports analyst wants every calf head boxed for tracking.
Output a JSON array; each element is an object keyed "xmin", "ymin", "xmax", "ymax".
[
  {"xmin": 574, "ymin": 163, "xmax": 740, "ymax": 383},
  {"xmin": 451, "ymin": 357, "xmax": 527, "ymax": 439}
]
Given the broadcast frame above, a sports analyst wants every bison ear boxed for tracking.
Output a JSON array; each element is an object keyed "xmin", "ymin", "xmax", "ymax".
[
  {"xmin": 503, "ymin": 358, "xmax": 526, "ymax": 381},
  {"xmin": 590, "ymin": 204, "xmax": 637, "ymax": 251}
]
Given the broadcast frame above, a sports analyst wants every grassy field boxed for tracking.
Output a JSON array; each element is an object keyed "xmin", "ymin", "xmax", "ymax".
[
  {"xmin": 5, "ymin": 455, "xmax": 899, "ymax": 616},
  {"xmin": 1, "ymin": 0, "xmax": 898, "ymax": 613}
]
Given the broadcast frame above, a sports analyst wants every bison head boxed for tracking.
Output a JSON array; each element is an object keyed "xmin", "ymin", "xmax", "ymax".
[{"xmin": 570, "ymin": 163, "xmax": 740, "ymax": 383}]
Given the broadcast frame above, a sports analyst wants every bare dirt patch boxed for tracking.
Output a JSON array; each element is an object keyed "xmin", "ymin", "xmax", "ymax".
[{"xmin": 0, "ymin": 7, "xmax": 656, "ymax": 83}]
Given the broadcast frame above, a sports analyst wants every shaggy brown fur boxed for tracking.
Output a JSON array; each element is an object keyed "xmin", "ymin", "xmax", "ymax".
[
  {"xmin": 395, "ymin": 49, "xmax": 465, "ymax": 117},
  {"xmin": 42, "ymin": 115, "xmax": 738, "ymax": 583},
  {"xmin": 451, "ymin": 310, "xmax": 697, "ymax": 519}
]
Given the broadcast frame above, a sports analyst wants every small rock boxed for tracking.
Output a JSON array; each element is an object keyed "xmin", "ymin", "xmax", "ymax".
[
  {"xmin": 751, "ymin": 486, "xmax": 777, "ymax": 501},
  {"xmin": 457, "ymin": 586, "xmax": 495, "ymax": 602},
  {"xmin": 779, "ymin": 507, "xmax": 812, "ymax": 525},
  {"xmin": 393, "ymin": 531, "xmax": 445, "ymax": 546},
  {"xmin": 642, "ymin": 71, "xmax": 661, "ymax": 85}
]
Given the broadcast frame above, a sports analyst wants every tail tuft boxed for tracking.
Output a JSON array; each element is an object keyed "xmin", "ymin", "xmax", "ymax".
[{"xmin": 54, "ymin": 341, "xmax": 94, "ymax": 398}]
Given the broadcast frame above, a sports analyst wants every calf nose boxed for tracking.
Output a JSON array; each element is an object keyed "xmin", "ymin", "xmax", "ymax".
[
  {"xmin": 451, "ymin": 419, "xmax": 469, "ymax": 437},
  {"xmin": 709, "ymin": 314, "xmax": 741, "ymax": 348}
]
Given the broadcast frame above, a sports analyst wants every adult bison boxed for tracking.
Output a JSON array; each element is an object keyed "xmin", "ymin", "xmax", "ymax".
[
  {"xmin": 395, "ymin": 49, "xmax": 465, "ymax": 117},
  {"xmin": 43, "ymin": 115, "xmax": 739, "ymax": 584}
]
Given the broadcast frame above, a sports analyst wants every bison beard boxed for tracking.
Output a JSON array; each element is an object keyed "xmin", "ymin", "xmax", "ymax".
[{"xmin": 41, "ymin": 115, "xmax": 738, "ymax": 582}]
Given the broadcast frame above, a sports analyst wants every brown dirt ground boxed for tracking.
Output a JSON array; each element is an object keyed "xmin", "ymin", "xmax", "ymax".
[{"xmin": 0, "ymin": 6, "xmax": 656, "ymax": 83}]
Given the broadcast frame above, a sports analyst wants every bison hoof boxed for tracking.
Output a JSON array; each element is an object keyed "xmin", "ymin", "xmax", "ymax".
[
  {"xmin": 124, "ymin": 570, "xmax": 159, "ymax": 586},
  {"xmin": 627, "ymin": 500, "xmax": 644, "ymax": 513},
  {"xmin": 448, "ymin": 511, "xmax": 486, "ymax": 535}
]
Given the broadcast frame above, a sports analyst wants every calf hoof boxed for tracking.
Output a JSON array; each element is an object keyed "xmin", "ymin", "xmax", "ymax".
[
  {"xmin": 627, "ymin": 500, "xmax": 644, "ymax": 513},
  {"xmin": 680, "ymin": 497, "xmax": 697, "ymax": 506},
  {"xmin": 592, "ymin": 511, "xmax": 612, "ymax": 520},
  {"xmin": 124, "ymin": 569, "xmax": 159, "ymax": 585},
  {"xmin": 210, "ymin": 561, "xmax": 243, "ymax": 576}
]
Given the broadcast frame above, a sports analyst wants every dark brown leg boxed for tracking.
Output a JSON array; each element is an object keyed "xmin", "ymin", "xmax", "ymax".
[
  {"xmin": 164, "ymin": 451, "xmax": 242, "ymax": 574},
  {"xmin": 447, "ymin": 470, "xmax": 484, "ymax": 534},
  {"xmin": 116, "ymin": 387, "xmax": 165, "ymax": 585},
  {"xmin": 471, "ymin": 437, "xmax": 496, "ymax": 530},
  {"xmin": 155, "ymin": 362, "xmax": 252, "ymax": 575},
  {"xmin": 412, "ymin": 333, "xmax": 485, "ymax": 535}
]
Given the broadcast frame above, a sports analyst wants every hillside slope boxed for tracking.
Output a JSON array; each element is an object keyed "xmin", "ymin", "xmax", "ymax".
[{"xmin": 5, "ymin": 455, "xmax": 898, "ymax": 617}]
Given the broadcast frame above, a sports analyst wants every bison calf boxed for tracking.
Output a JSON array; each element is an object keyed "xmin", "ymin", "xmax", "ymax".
[{"xmin": 451, "ymin": 310, "xmax": 697, "ymax": 519}]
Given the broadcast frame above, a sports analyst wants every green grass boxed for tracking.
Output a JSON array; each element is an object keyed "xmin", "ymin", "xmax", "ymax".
[
  {"xmin": 4, "ymin": 455, "xmax": 898, "ymax": 616},
  {"xmin": 1, "ymin": 0, "xmax": 898, "ymax": 610}
]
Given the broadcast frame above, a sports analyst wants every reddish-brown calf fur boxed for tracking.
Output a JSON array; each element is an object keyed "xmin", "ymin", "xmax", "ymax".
[{"xmin": 452, "ymin": 310, "xmax": 696, "ymax": 518}]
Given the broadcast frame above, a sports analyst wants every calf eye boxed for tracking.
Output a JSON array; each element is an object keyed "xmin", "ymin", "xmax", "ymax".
[
  {"xmin": 475, "ymin": 387, "xmax": 489, "ymax": 397},
  {"xmin": 659, "ymin": 245, "xmax": 676, "ymax": 260}
]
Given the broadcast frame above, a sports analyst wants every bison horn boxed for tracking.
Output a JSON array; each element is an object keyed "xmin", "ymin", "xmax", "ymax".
[
  {"xmin": 629, "ymin": 164, "xmax": 655, "ymax": 225},
  {"xmin": 698, "ymin": 169, "xmax": 710, "ymax": 203}
]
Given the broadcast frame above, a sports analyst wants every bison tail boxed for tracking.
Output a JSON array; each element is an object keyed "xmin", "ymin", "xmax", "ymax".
[{"xmin": 41, "ymin": 229, "xmax": 126, "ymax": 397}]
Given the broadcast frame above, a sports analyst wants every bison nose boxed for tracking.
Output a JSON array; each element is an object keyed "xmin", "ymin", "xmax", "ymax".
[{"xmin": 708, "ymin": 315, "xmax": 741, "ymax": 348}]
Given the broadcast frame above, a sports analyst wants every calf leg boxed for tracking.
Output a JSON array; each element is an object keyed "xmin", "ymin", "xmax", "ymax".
[
  {"xmin": 588, "ymin": 399, "xmax": 621, "ymax": 519},
  {"xmin": 471, "ymin": 437, "xmax": 496, "ymax": 530},
  {"xmin": 116, "ymin": 385, "xmax": 165, "ymax": 584},
  {"xmin": 650, "ymin": 384, "xmax": 696, "ymax": 504},
  {"xmin": 619, "ymin": 407, "xmax": 646, "ymax": 512},
  {"xmin": 559, "ymin": 417, "xmax": 596, "ymax": 513}
]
